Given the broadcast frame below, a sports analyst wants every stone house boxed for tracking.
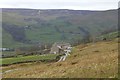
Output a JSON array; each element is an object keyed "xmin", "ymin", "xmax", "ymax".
[{"xmin": 50, "ymin": 42, "xmax": 71, "ymax": 54}]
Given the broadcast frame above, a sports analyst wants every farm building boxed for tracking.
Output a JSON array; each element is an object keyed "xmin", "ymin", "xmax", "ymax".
[{"xmin": 50, "ymin": 42, "xmax": 71, "ymax": 54}]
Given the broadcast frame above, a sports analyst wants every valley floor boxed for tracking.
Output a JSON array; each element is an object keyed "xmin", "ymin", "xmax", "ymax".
[{"xmin": 2, "ymin": 39, "xmax": 118, "ymax": 78}]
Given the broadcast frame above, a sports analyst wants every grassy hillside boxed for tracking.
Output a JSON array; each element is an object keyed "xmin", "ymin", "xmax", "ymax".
[
  {"xmin": 2, "ymin": 28, "xmax": 26, "ymax": 48},
  {"xmin": 2, "ymin": 39, "xmax": 118, "ymax": 78},
  {"xmin": 98, "ymin": 31, "xmax": 119, "ymax": 40},
  {"xmin": 2, "ymin": 8, "xmax": 118, "ymax": 48}
]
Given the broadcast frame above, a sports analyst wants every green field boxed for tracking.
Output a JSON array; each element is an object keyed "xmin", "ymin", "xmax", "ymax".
[{"xmin": 1, "ymin": 54, "xmax": 58, "ymax": 65}]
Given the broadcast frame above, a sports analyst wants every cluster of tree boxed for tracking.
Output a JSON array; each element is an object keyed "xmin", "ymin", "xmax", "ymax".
[
  {"xmin": 101, "ymin": 28, "xmax": 117, "ymax": 35},
  {"xmin": 2, "ymin": 44, "xmax": 52, "ymax": 58},
  {"xmin": 15, "ymin": 44, "xmax": 52, "ymax": 57},
  {"xmin": 2, "ymin": 53, "xmax": 16, "ymax": 58},
  {"xmin": 70, "ymin": 33, "xmax": 99, "ymax": 46}
]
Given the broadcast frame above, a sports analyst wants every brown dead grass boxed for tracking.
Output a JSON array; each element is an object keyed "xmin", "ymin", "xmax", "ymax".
[{"xmin": 2, "ymin": 39, "xmax": 118, "ymax": 78}]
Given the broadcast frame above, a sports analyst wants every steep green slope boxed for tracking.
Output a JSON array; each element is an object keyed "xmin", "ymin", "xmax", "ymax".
[
  {"xmin": 2, "ymin": 8, "xmax": 118, "ymax": 48},
  {"xmin": 2, "ymin": 28, "xmax": 23, "ymax": 48}
]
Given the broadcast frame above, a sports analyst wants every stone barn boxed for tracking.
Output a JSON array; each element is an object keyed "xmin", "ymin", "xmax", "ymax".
[{"xmin": 50, "ymin": 42, "xmax": 71, "ymax": 54}]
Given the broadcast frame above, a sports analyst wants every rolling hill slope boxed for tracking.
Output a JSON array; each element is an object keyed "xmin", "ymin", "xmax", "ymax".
[
  {"xmin": 2, "ymin": 39, "xmax": 118, "ymax": 78},
  {"xmin": 2, "ymin": 8, "xmax": 118, "ymax": 48}
]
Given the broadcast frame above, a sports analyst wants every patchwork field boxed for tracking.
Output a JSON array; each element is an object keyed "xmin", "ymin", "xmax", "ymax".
[
  {"xmin": 1, "ymin": 54, "xmax": 58, "ymax": 66},
  {"xmin": 2, "ymin": 39, "xmax": 118, "ymax": 78}
]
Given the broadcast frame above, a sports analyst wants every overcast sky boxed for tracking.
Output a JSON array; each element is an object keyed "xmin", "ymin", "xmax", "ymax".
[{"xmin": 0, "ymin": 0, "xmax": 119, "ymax": 10}]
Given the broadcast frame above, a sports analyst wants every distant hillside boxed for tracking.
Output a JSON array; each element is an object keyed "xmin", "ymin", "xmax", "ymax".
[{"xmin": 2, "ymin": 8, "xmax": 118, "ymax": 48}]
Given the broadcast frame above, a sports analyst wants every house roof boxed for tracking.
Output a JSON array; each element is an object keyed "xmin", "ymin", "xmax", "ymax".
[{"xmin": 53, "ymin": 42, "xmax": 71, "ymax": 46}]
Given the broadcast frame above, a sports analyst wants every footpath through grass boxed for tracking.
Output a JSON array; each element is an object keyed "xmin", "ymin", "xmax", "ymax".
[{"xmin": 1, "ymin": 54, "xmax": 58, "ymax": 65}]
